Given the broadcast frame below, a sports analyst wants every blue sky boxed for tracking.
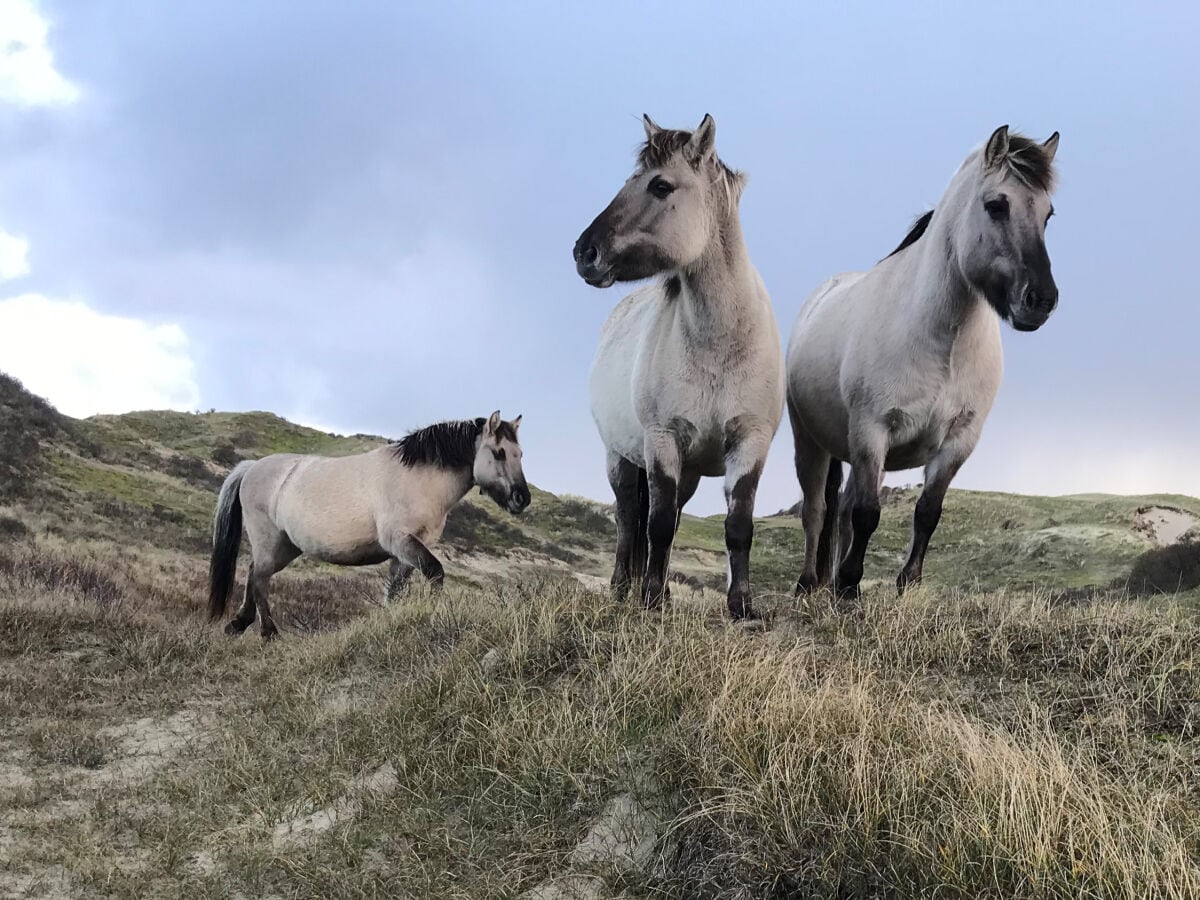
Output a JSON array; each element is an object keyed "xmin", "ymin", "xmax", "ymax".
[{"xmin": 0, "ymin": 1, "xmax": 1196, "ymax": 514}]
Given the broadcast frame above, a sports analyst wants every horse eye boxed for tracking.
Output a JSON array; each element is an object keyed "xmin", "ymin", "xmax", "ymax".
[
  {"xmin": 648, "ymin": 177, "xmax": 674, "ymax": 199},
  {"xmin": 984, "ymin": 197, "xmax": 1009, "ymax": 221},
  {"xmin": 492, "ymin": 449, "xmax": 506, "ymax": 461}
]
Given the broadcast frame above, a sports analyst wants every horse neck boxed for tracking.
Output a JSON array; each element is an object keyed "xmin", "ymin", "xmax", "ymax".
[
  {"xmin": 423, "ymin": 462, "xmax": 475, "ymax": 514},
  {"xmin": 676, "ymin": 204, "xmax": 758, "ymax": 335},
  {"xmin": 903, "ymin": 172, "xmax": 993, "ymax": 348}
]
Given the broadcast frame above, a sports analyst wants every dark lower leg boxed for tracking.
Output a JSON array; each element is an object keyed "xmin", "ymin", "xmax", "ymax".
[
  {"xmin": 642, "ymin": 462, "xmax": 678, "ymax": 609},
  {"xmin": 253, "ymin": 572, "xmax": 279, "ymax": 641},
  {"xmin": 898, "ymin": 491, "xmax": 944, "ymax": 593},
  {"xmin": 387, "ymin": 558, "xmax": 415, "ymax": 602},
  {"xmin": 794, "ymin": 455, "xmax": 832, "ymax": 596},
  {"xmin": 608, "ymin": 455, "xmax": 644, "ymax": 600},
  {"xmin": 814, "ymin": 460, "xmax": 844, "ymax": 585},
  {"xmin": 725, "ymin": 470, "xmax": 760, "ymax": 619},
  {"xmin": 399, "ymin": 535, "xmax": 445, "ymax": 589},
  {"xmin": 835, "ymin": 457, "xmax": 882, "ymax": 599},
  {"xmin": 225, "ymin": 564, "xmax": 257, "ymax": 636}
]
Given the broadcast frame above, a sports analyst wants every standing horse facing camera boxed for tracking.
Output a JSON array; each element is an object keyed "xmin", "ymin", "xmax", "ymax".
[
  {"xmin": 574, "ymin": 114, "xmax": 785, "ymax": 620},
  {"xmin": 786, "ymin": 126, "xmax": 1060, "ymax": 598},
  {"xmin": 207, "ymin": 412, "xmax": 529, "ymax": 639}
]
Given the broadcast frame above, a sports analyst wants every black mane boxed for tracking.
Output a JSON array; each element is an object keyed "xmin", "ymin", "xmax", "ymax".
[
  {"xmin": 391, "ymin": 418, "xmax": 517, "ymax": 469},
  {"xmin": 1003, "ymin": 133, "xmax": 1057, "ymax": 192},
  {"xmin": 885, "ymin": 209, "xmax": 934, "ymax": 260}
]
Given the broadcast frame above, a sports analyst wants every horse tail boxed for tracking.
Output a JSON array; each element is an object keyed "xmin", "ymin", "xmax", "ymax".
[
  {"xmin": 629, "ymin": 466, "xmax": 650, "ymax": 580},
  {"xmin": 208, "ymin": 461, "xmax": 251, "ymax": 621}
]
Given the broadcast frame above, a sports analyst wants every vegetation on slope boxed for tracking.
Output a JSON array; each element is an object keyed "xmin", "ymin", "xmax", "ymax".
[{"xmin": 3, "ymin": 373, "xmax": 1200, "ymax": 897}]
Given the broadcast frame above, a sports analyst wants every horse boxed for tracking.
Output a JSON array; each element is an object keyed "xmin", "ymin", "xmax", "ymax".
[
  {"xmin": 785, "ymin": 125, "xmax": 1060, "ymax": 598},
  {"xmin": 207, "ymin": 411, "xmax": 529, "ymax": 639},
  {"xmin": 573, "ymin": 114, "xmax": 784, "ymax": 619}
]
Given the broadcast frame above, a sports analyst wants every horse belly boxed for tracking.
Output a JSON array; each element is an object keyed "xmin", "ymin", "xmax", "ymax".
[{"xmin": 275, "ymin": 466, "xmax": 382, "ymax": 563}]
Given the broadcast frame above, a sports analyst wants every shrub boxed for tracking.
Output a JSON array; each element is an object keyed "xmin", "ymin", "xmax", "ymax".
[
  {"xmin": 1127, "ymin": 540, "xmax": 1200, "ymax": 595},
  {"xmin": 0, "ymin": 515, "xmax": 29, "ymax": 541},
  {"xmin": 211, "ymin": 443, "xmax": 241, "ymax": 467}
]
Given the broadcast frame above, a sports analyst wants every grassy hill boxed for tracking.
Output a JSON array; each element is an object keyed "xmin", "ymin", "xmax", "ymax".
[{"xmin": 3, "ymin": 372, "xmax": 1200, "ymax": 898}]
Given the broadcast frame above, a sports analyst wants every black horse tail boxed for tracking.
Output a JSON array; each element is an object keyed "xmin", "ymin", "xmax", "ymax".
[{"xmin": 208, "ymin": 462, "xmax": 250, "ymax": 622}]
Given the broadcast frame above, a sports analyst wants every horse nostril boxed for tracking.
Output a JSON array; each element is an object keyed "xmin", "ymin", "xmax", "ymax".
[{"xmin": 579, "ymin": 244, "xmax": 599, "ymax": 267}]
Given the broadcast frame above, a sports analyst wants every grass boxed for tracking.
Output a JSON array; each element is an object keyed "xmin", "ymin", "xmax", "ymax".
[
  {"xmin": 3, "ymin": 379, "xmax": 1200, "ymax": 896},
  {"xmin": 3, "ymin": 540, "xmax": 1200, "ymax": 898}
]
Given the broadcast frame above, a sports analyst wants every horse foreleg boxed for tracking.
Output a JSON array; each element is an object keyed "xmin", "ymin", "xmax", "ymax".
[
  {"xmin": 393, "ymin": 535, "xmax": 445, "ymax": 590},
  {"xmin": 642, "ymin": 432, "xmax": 682, "ymax": 610},
  {"xmin": 834, "ymin": 431, "xmax": 886, "ymax": 600},
  {"xmin": 606, "ymin": 451, "xmax": 646, "ymax": 602},
  {"xmin": 897, "ymin": 431, "xmax": 977, "ymax": 594},
  {"xmin": 723, "ymin": 437, "xmax": 769, "ymax": 620},
  {"xmin": 385, "ymin": 558, "xmax": 415, "ymax": 603}
]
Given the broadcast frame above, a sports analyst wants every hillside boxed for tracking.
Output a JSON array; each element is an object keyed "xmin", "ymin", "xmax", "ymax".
[
  {"xmin": 3, "ymin": 373, "xmax": 1200, "ymax": 898},
  {"xmin": 3, "ymin": 372, "xmax": 1196, "ymax": 600}
]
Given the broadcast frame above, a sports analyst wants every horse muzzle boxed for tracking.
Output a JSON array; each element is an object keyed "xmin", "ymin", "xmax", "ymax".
[
  {"xmin": 506, "ymin": 484, "xmax": 531, "ymax": 515},
  {"xmin": 1010, "ymin": 284, "xmax": 1059, "ymax": 332},
  {"xmin": 573, "ymin": 237, "xmax": 616, "ymax": 288}
]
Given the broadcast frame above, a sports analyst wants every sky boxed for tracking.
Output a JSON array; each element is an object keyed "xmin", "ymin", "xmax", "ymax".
[{"xmin": 0, "ymin": 1, "xmax": 1197, "ymax": 515}]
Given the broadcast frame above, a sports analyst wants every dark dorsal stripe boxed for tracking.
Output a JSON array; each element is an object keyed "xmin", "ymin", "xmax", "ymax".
[
  {"xmin": 885, "ymin": 210, "xmax": 934, "ymax": 260},
  {"xmin": 391, "ymin": 418, "xmax": 517, "ymax": 469}
]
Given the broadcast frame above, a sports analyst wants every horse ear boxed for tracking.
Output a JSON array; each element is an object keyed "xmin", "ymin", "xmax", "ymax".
[
  {"xmin": 984, "ymin": 125, "xmax": 1010, "ymax": 170},
  {"xmin": 685, "ymin": 114, "xmax": 716, "ymax": 164},
  {"xmin": 485, "ymin": 410, "xmax": 501, "ymax": 436},
  {"xmin": 1042, "ymin": 131, "xmax": 1060, "ymax": 163},
  {"xmin": 511, "ymin": 414, "xmax": 522, "ymax": 433},
  {"xmin": 642, "ymin": 114, "xmax": 662, "ymax": 141}
]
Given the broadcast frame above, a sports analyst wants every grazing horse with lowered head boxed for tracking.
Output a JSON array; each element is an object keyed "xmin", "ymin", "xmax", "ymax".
[
  {"xmin": 208, "ymin": 412, "xmax": 529, "ymax": 639},
  {"xmin": 574, "ymin": 114, "xmax": 784, "ymax": 619},
  {"xmin": 786, "ymin": 126, "xmax": 1060, "ymax": 597}
]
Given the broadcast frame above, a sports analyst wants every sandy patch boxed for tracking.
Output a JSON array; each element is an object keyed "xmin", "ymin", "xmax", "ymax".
[
  {"xmin": 271, "ymin": 761, "xmax": 398, "ymax": 850},
  {"xmin": 1135, "ymin": 506, "xmax": 1198, "ymax": 547},
  {"xmin": 97, "ymin": 709, "xmax": 210, "ymax": 782}
]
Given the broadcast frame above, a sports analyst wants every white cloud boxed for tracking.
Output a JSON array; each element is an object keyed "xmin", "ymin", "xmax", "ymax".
[
  {"xmin": 0, "ymin": 229, "xmax": 29, "ymax": 280},
  {"xmin": 0, "ymin": 0, "xmax": 79, "ymax": 107},
  {"xmin": 0, "ymin": 293, "xmax": 200, "ymax": 417}
]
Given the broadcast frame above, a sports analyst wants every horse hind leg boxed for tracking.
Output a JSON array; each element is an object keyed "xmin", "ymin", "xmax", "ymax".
[
  {"xmin": 252, "ymin": 537, "xmax": 300, "ymax": 641},
  {"xmin": 224, "ymin": 562, "xmax": 258, "ymax": 636},
  {"xmin": 814, "ymin": 459, "xmax": 843, "ymax": 586},
  {"xmin": 791, "ymin": 410, "xmax": 834, "ymax": 595}
]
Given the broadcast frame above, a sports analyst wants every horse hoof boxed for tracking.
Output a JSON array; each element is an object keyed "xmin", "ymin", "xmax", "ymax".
[
  {"xmin": 260, "ymin": 628, "xmax": 279, "ymax": 642},
  {"xmin": 794, "ymin": 574, "xmax": 820, "ymax": 597},
  {"xmin": 640, "ymin": 579, "xmax": 666, "ymax": 610},
  {"xmin": 727, "ymin": 588, "xmax": 758, "ymax": 621},
  {"xmin": 834, "ymin": 581, "xmax": 861, "ymax": 603},
  {"xmin": 223, "ymin": 620, "xmax": 249, "ymax": 637}
]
